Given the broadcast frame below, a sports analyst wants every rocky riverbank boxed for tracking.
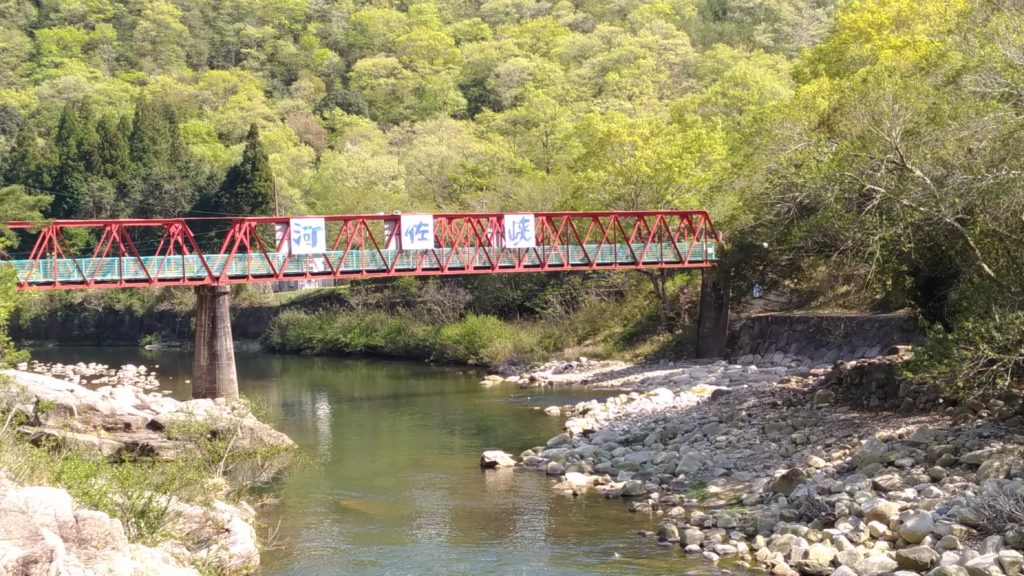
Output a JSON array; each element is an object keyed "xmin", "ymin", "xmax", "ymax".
[
  {"xmin": 485, "ymin": 351, "xmax": 1024, "ymax": 576},
  {"xmin": 0, "ymin": 366, "xmax": 296, "ymax": 575}
]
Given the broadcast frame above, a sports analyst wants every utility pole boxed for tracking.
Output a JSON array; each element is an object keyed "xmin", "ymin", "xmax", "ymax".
[{"xmin": 273, "ymin": 175, "xmax": 280, "ymax": 217}]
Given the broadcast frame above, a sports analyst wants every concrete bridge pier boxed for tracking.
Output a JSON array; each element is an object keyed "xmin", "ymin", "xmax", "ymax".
[
  {"xmin": 696, "ymin": 267, "xmax": 729, "ymax": 358},
  {"xmin": 192, "ymin": 285, "xmax": 239, "ymax": 399}
]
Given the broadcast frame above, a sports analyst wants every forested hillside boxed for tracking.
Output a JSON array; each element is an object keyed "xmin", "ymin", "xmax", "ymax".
[
  {"xmin": 0, "ymin": 0, "xmax": 834, "ymax": 221},
  {"xmin": 1, "ymin": 0, "xmax": 1022, "ymax": 395}
]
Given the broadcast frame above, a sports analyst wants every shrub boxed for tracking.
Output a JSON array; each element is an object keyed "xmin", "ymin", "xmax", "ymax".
[
  {"xmin": 436, "ymin": 314, "xmax": 562, "ymax": 365},
  {"xmin": 264, "ymin": 308, "xmax": 437, "ymax": 359},
  {"xmin": 971, "ymin": 484, "xmax": 1024, "ymax": 535},
  {"xmin": 436, "ymin": 314, "xmax": 511, "ymax": 364},
  {"xmin": 904, "ymin": 312, "xmax": 1024, "ymax": 400},
  {"xmin": 262, "ymin": 310, "xmax": 327, "ymax": 353},
  {"xmin": 54, "ymin": 452, "xmax": 206, "ymax": 544}
]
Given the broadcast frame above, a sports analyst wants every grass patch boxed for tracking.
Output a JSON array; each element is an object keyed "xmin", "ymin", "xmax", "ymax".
[
  {"xmin": 162, "ymin": 400, "xmax": 296, "ymax": 500},
  {"xmin": 0, "ymin": 422, "xmax": 210, "ymax": 545},
  {"xmin": 688, "ymin": 481, "xmax": 710, "ymax": 503},
  {"xmin": 54, "ymin": 451, "xmax": 208, "ymax": 544}
]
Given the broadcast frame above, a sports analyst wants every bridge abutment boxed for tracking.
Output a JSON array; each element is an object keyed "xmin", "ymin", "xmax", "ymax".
[{"xmin": 192, "ymin": 285, "xmax": 238, "ymax": 399}]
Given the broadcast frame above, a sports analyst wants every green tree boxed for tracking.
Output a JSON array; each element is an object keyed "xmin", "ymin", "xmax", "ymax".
[
  {"xmin": 2, "ymin": 125, "xmax": 53, "ymax": 191},
  {"xmin": 344, "ymin": 8, "xmax": 410, "ymax": 63},
  {"xmin": 309, "ymin": 148, "xmax": 407, "ymax": 215},
  {"xmin": 129, "ymin": 99, "xmax": 181, "ymax": 169},
  {"xmin": 349, "ymin": 55, "xmax": 467, "ymax": 124},
  {"xmin": 127, "ymin": 98, "xmax": 193, "ymax": 216},
  {"xmin": 0, "ymin": 183, "xmax": 51, "ymax": 366},
  {"xmin": 566, "ymin": 111, "xmax": 725, "ymax": 210},
  {"xmin": 131, "ymin": 0, "xmax": 190, "ymax": 74},
  {"xmin": 0, "ymin": 27, "xmax": 33, "ymax": 88},
  {"xmin": 51, "ymin": 104, "xmax": 90, "ymax": 218},
  {"xmin": 95, "ymin": 113, "xmax": 130, "ymax": 182},
  {"xmin": 211, "ymin": 123, "xmax": 275, "ymax": 216}
]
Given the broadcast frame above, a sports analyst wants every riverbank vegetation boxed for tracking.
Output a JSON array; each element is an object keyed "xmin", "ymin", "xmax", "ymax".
[
  {"xmin": 13, "ymin": 272, "xmax": 699, "ymax": 364},
  {"xmin": 0, "ymin": 374, "xmax": 289, "ymax": 570},
  {"xmin": 0, "ymin": 0, "xmax": 1021, "ymax": 397},
  {"xmin": 262, "ymin": 295, "xmax": 665, "ymax": 366}
]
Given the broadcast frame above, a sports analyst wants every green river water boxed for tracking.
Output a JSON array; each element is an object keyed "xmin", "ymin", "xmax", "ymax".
[{"xmin": 30, "ymin": 347, "xmax": 709, "ymax": 576}]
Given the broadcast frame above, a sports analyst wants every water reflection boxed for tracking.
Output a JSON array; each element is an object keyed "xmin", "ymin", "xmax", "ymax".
[{"xmin": 312, "ymin": 390, "xmax": 332, "ymax": 459}]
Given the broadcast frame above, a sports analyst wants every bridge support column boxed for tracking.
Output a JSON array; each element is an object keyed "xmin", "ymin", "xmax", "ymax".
[
  {"xmin": 192, "ymin": 285, "xmax": 238, "ymax": 400},
  {"xmin": 696, "ymin": 267, "xmax": 729, "ymax": 358}
]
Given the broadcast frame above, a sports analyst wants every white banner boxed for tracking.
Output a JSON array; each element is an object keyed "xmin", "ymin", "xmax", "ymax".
[
  {"xmin": 289, "ymin": 217, "xmax": 327, "ymax": 254},
  {"xmin": 503, "ymin": 213, "xmax": 536, "ymax": 248},
  {"xmin": 399, "ymin": 214, "xmax": 434, "ymax": 250}
]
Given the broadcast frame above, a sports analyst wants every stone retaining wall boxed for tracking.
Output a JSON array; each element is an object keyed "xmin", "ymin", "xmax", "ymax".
[{"xmin": 729, "ymin": 312, "xmax": 923, "ymax": 365}]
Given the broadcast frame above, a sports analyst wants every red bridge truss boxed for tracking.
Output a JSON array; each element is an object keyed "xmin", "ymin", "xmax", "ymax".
[{"xmin": 3, "ymin": 211, "xmax": 719, "ymax": 291}]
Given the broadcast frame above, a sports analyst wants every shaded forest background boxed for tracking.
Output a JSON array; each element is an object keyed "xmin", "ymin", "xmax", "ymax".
[{"xmin": 1, "ymin": 0, "xmax": 1022, "ymax": 396}]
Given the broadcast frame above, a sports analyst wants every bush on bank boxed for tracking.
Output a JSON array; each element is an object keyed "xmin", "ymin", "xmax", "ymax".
[
  {"xmin": 262, "ymin": 309, "xmax": 567, "ymax": 365},
  {"xmin": 903, "ymin": 312, "xmax": 1024, "ymax": 401},
  {"xmin": 260, "ymin": 272, "xmax": 700, "ymax": 362}
]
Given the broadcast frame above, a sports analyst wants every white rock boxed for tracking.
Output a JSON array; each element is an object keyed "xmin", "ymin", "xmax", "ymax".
[
  {"xmin": 859, "ymin": 553, "xmax": 899, "ymax": 576},
  {"xmin": 965, "ymin": 553, "xmax": 1006, "ymax": 576},
  {"xmin": 900, "ymin": 510, "xmax": 936, "ymax": 544},
  {"xmin": 480, "ymin": 450, "xmax": 517, "ymax": 468}
]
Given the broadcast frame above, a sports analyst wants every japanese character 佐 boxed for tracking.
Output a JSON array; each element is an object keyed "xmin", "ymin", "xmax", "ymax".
[{"xmin": 405, "ymin": 221, "xmax": 430, "ymax": 243}]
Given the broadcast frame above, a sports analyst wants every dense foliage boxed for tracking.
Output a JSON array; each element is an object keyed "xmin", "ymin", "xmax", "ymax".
[
  {"xmin": 0, "ymin": 0, "xmax": 832, "ymax": 223},
  {"xmin": 724, "ymin": 0, "xmax": 1024, "ymax": 397},
  {"xmin": 1, "ymin": 0, "xmax": 1022, "ymax": 394}
]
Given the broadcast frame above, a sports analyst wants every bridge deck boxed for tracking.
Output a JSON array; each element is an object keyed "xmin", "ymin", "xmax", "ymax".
[{"xmin": 9, "ymin": 241, "xmax": 715, "ymax": 287}]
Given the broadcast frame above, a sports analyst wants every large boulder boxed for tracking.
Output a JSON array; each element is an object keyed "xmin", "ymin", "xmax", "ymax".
[
  {"xmin": 855, "ymin": 437, "xmax": 889, "ymax": 468},
  {"xmin": 929, "ymin": 568, "xmax": 970, "ymax": 576},
  {"xmin": 965, "ymin": 553, "xmax": 1006, "ymax": 576},
  {"xmin": 8, "ymin": 370, "xmax": 295, "ymax": 462},
  {"xmin": 999, "ymin": 550, "xmax": 1023, "ymax": 576},
  {"xmin": 682, "ymin": 528, "xmax": 704, "ymax": 546},
  {"xmin": 896, "ymin": 546, "xmax": 941, "ymax": 571},
  {"xmin": 621, "ymin": 480, "xmax": 646, "ymax": 497},
  {"xmin": 863, "ymin": 497, "xmax": 901, "ymax": 524},
  {"xmin": 480, "ymin": 450, "xmax": 516, "ymax": 468},
  {"xmin": 859, "ymin": 552, "xmax": 899, "ymax": 576},
  {"xmin": 900, "ymin": 511, "xmax": 936, "ymax": 544},
  {"xmin": 771, "ymin": 468, "xmax": 807, "ymax": 496},
  {"xmin": 793, "ymin": 559, "xmax": 833, "ymax": 576},
  {"xmin": 675, "ymin": 453, "xmax": 704, "ymax": 475},
  {"xmin": 977, "ymin": 458, "xmax": 1012, "ymax": 482},
  {"xmin": 0, "ymin": 479, "xmax": 200, "ymax": 576}
]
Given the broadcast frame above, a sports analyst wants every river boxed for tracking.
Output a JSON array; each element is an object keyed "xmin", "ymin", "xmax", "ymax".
[{"xmin": 30, "ymin": 347, "xmax": 708, "ymax": 575}]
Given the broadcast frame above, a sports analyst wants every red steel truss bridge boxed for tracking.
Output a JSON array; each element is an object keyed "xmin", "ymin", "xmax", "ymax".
[{"xmin": 3, "ymin": 211, "xmax": 718, "ymax": 291}]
